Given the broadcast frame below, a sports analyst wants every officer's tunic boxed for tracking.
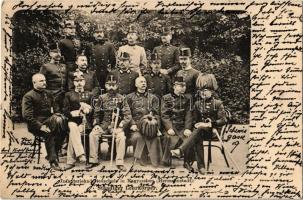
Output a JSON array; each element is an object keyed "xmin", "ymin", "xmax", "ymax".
[
  {"xmin": 144, "ymin": 72, "xmax": 171, "ymax": 99},
  {"xmin": 126, "ymin": 91, "xmax": 162, "ymax": 166},
  {"xmin": 161, "ymin": 93, "xmax": 193, "ymax": 164},
  {"xmin": 108, "ymin": 69, "xmax": 139, "ymax": 95},
  {"xmin": 90, "ymin": 93, "xmax": 132, "ymax": 165},
  {"xmin": 179, "ymin": 97, "xmax": 227, "ymax": 169},
  {"xmin": 59, "ymin": 37, "xmax": 76, "ymax": 71},
  {"xmin": 153, "ymin": 44, "xmax": 180, "ymax": 76}
]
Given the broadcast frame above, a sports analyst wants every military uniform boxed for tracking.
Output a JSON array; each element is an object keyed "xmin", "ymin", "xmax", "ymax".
[
  {"xmin": 63, "ymin": 90, "xmax": 93, "ymax": 165},
  {"xmin": 59, "ymin": 37, "xmax": 77, "ymax": 72},
  {"xmin": 153, "ymin": 44, "xmax": 180, "ymax": 77},
  {"xmin": 161, "ymin": 93, "xmax": 193, "ymax": 164},
  {"xmin": 144, "ymin": 72, "xmax": 171, "ymax": 98},
  {"xmin": 108, "ymin": 69, "xmax": 139, "ymax": 95},
  {"xmin": 40, "ymin": 63, "xmax": 68, "ymax": 111},
  {"xmin": 89, "ymin": 93, "xmax": 131, "ymax": 166},
  {"xmin": 178, "ymin": 97, "xmax": 227, "ymax": 169},
  {"xmin": 117, "ymin": 45, "xmax": 147, "ymax": 74},
  {"xmin": 175, "ymin": 67, "xmax": 200, "ymax": 96},
  {"xmin": 22, "ymin": 89, "xmax": 66, "ymax": 164},
  {"xmin": 68, "ymin": 69, "xmax": 100, "ymax": 97},
  {"xmin": 88, "ymin": 41, "xmax": 116, "ymax": 89},
  {"xmin": 126, "ymin": 91, "xmax": 162, "ymax": 166}
]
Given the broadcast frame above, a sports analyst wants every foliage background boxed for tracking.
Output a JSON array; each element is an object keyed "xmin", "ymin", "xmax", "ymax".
[{"xmin": 12, "ymin": 10, "xmax": 250, "ymax": 124}]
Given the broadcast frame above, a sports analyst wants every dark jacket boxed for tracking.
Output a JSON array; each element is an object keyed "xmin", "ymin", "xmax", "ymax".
[
  {"xmin": 94, "ymin": 93, "xmax": 132, "ymax": 131},
  {"xmin": 59, "ymin": 38, "xmax": 76, "ymax": 63},
  {"xmin": 153, "ymin": 44, "xmax": 180, "ymax": 75},
  {"xmin": 22, "ymin": 89, "xmax": 57, "ymax": 133},
  {"xmin": 144, "ymin": 72, "xmax": 171, "ymax": 98},
  {"xmin": 161, "ymin": 93, "xmax": 193, "ymax": 132},
  {"xmin": 176, "ymin": 67, "xmax": 200, "ymax": 96},
  {"xmin": 108, "ymin": 69, "xmax": 139, "ymax": 95},
  {"xmin": 39, "ymin": 62, "xmax": 68, "ymax": 94}
]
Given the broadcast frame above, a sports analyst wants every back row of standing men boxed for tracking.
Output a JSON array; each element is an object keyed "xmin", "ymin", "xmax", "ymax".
[{"xmin": 22, "ymin": 21, "xmax": 226, "ymax": 173}]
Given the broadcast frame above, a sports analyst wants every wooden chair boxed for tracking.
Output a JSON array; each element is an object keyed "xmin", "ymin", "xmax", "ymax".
[
  {"xmin": 204, "ymin": 109, "xmax": 231, "ymax": 171},
  {"xmin": 31, "ymin": 135, "xmax": 45, "ymax": 164}
]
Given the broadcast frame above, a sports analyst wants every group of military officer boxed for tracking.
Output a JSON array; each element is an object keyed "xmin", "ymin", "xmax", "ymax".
[{"xmin": 22, "ymin": 21, "xmax": 227, "ymax": 174}]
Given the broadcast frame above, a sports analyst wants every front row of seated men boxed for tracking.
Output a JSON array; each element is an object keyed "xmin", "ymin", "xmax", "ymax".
[{"xmin": 22, "ymin": 61, "xmax": 227, "ymax": 174}]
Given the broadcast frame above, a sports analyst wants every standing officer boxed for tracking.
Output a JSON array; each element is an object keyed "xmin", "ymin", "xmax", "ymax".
[
  {"xmin": 63, "ymin": 71, "xmax": 94, "ymax": 170},
  {"xmin": 144, "ymin": 53, "xmax": 171, "ymax": 99},
  {"xmin": 22, "ymin": 73, "xmax": 68, "ymax": 171},
  {"xmin": 108, "ymin": 52, "xmax": 139, "ymax": 95},
  {"xmin": 88, "ymin": 25, "xmax": 116, "ymax": 90},
  {"xmin": 59, "ymin": 21, "xmax": 77, "ymax": 72},
  {"xmin": 161, "ymin": 76, "xmax": 194, "ymax": 170},
  {"xmin": 68, "ymin": 54, "xmax": 100, "ymax": 97},
  {"xmin": 126, "ymin": 77, "xmax": 161, "ymax": 166},
  {"xmin": 170, "ymin": 76, "xmax": 227, "ymax": 174},
  {"xmin": 153, "ymin": 27, "xmax": 180, "ymax": 78},
  {"xmin": 40, "ymin": 43, "xmax": 68, "ymax": 112},
  {"xmin": 117, "ymin": 25, "xmax": 147, "ymax": 75},
  {"xmin": 175, "ymin": 48, "xmax": 200, "ymax": 97},
  {"xmin": 87, "ymin": 75, "xmax": 131, "ymax": 171}
]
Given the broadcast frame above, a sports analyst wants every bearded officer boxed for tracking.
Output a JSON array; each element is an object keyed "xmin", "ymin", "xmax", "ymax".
[
  {"xmin": 161, "ymin": 76, "xmax": 194, "ymax": 170},
  {"xmin": 22, "ymin": 73, "xmax": 68, "ymax": 171},
  {"xmin": 87, "ymin": 75, "xmax": 131, "ymax": 171},
  {"xmin": 153, "ymin": 27, "xmax": 180, "ymax": 78}
]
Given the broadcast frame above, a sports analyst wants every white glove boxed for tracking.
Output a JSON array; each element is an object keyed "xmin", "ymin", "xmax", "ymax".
[
  {"xmin": 92, "ymin": 125, "xmax": 102, "ymax": 134},
  {"xmin": 167, "ymin": 128, "xmax": 176, "ymax": 136},
  {"xmin": 160, "ymin": 69, "xmax": 169, "ymax": 75},
  {"xmin": 130, "ymin": 125, "xmax": 138, "ymax": 132},
  {"xmin": 184, "ymin": 129, "xmax": 192, "ymax": 137}
]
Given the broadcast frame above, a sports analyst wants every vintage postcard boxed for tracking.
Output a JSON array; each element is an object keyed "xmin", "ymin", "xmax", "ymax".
[{"xmin": 0, "ymin": 0, "xmax": 302, "ymax": 198}]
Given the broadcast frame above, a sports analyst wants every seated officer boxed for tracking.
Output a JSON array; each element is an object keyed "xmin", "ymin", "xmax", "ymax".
[
  {"xmin": 126, "ymin": 76, "xmax": 160, "ymax": 165},
  {"xmin": 144, "ymin": 53, "xmax": 171, "ymax": 99},
  {"xmin": 87, "ymin": 75, "xmax": 131, "ymax": 171},
  {"xmin": 171, "ymin": 75, "xmax": 227, "ymax": 174},
  {"xmin": 63, "ymin": 71, "xmax": 94, "ymax": 170},
  {"xmin": 108, "ymin": 51, "xmax": 139, "ymax": 96},
  {"xmin": 22, "ymin": 73, "xmax": 68, "ymax": 171},
  {"xmin": 161, "ymin": 76, "xmax": 194, "ymax": 170}
]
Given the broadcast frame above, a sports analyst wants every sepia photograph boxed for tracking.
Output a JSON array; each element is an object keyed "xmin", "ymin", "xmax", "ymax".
[{"xmin": 1, "ymin": 0, "xmax": 302, "ymax": 198}]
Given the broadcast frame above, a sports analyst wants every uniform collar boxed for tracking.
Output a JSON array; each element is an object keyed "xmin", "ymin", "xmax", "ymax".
[
  {"xmin": 33, "ymin": 88, "xmax": 44, "ymax": 93},
  {"xmin": 119, "ymin": 69, "xmax": 131, "ymax": 74},
  {"xmin": 151, "ymin": 71, "xmax": 162, "ymax": 77},
  {"xmin": 136, "ymin": 91, "xmax": 148, "ymax": 97},
  {"xmin": 75, "ymin": 88, "xmax": 84, "ymax": 93},
  {"xmin": 172, "ymin": 92, "xmax": 184, "ymax": 98},
  {"xmin": 183, "ymin": 65, "xmax": 192, "ymax": 71}
]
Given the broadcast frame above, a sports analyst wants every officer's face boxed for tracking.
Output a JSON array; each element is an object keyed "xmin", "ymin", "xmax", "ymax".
[
  {"xmin": 105, "ymin": 83, "xmax": 118, "ymax": 93},
  {"xmin": 179, "ymin": 56, "xmax": 190, "ymax": 68},
  {"xmin": 161, "ymin": 35, "xmax": 171, "ymax": 44},
  {"xmin": 119, "ymin": 59, "xmax": 130, "ymax": 70},
  {"xmin": 150, "ymin": 61, "xmax": 161, "ymax": 72},
  {"xmin": 74, "ymin": 79, "xmax": 85, "ymax": 90},
  {"xmin": 93, "ymin": 31, "xmax": 105, "ymax": 41},
  {"xmin": 50, "ymin": 50, "xmax": 61, "ymax": 62},
  {"xmin": 136, "ymin": 78, "xmax": 147, "ymax": 91},
  {"xmin": 127, "ymin": 33, "xmax": 138, "ymax": 45},
  {"xmin": 174, "ymin": 84, "xmax": 186, "ymax": 95},
  {"xmin": 33, "ymin": 75, "xmax": 47, "ymax": 90},
  {"xmin": 76, "ymin": 56, "xmax": 88, "ymax": 71},
  {"xmin": 199, "ymin": 89, "xmax": 212, "ymax": 99}
]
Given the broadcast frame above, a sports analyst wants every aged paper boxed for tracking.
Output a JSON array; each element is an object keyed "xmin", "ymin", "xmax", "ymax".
[{"xmin": 1, "ymin": 0, "xmax": 302, "ymax": 198}]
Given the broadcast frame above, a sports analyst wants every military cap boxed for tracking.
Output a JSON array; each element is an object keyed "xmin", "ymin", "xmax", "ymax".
[
  {"xmin": 119, "ymin": 52, "xmax": 130, "ymax": 60},
  {"xmin": 95, "ymin": 24, "xmax": 104, "ymax": 32},
  {"xmin": 73, "ymin": 70, "xmax": 84, "ymax": 81},
  {"xmin": 174, "ymin": 76, "xmax": 186, "ymax": 86},
  {"xmin": 180, "ymin": 48, "xmax": 191, "ymax": 57},
  {"xmin": 106, "ymin": 75, "xmax": 117, "ymax": 84},
  {"xmin": 49, "ymin": 42, "xmax": 59, "ymax": 52},
  {"xmin": 128, "ymin": 24, "xmax": 137, "ymax": 34},
  {"xmin": 160, "ymin": 27, "xmax": 172, "ymax": 36}
]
